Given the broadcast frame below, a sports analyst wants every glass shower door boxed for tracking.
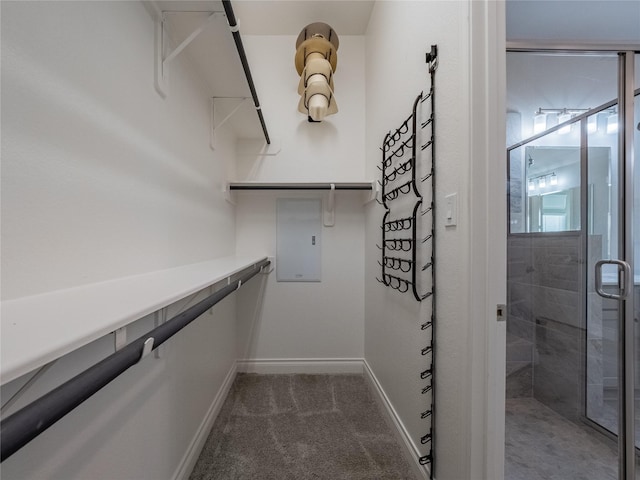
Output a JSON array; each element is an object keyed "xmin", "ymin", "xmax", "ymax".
[
  {"xmin": 586, "ymin": 51, "xmax": 638, "ymax": 480},
  {"xmin": 585, "ymin": 108, "xmax": 622, "ymax": 440}
]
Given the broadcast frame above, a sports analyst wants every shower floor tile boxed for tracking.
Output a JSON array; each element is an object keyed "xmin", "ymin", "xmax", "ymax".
[{"xmin": 506, "ymin": 398, "xmax": 618, "ymax": 480}]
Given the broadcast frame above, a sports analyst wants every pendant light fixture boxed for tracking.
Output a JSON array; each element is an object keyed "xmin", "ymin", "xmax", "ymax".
[{"xmin": 295, "ymin": 22, "xmax": 339, "ymax": 122}]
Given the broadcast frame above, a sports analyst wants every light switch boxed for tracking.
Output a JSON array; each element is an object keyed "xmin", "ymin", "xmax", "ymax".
[{"xmin": 445, "ymin": 193, "xmax": 457, "ymax": 226}]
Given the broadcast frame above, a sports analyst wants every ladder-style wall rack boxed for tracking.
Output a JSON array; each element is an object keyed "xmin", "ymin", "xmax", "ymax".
[{"xmin": 376, "ymin": 45, "xmax": 438, "ymax": 478}]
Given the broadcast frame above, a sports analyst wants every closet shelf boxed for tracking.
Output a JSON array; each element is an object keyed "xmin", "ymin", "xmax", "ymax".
[{"xmin": 1, "ymin": 255, "xmax": 269, "ymax": 385}]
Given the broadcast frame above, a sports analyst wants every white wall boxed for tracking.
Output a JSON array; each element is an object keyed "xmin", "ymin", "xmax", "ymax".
[
  {"xmin": 233, "ymin": 35, "xmax": 367, "ymax": 365},
  {"xmin": 1, "ymin": 2, "xmax": 239, "ymax": 478},
  {"xmin": 1, "ymin": 2, "xmax": 236, "ymax": 300},
  {"xmin": 235, "ymin": 35, "xmax": 366, "ymax": 182},
  {"xmin": 236, "ymin": 191, "xmax": 365, "ymax": 364},
  {"xmin": 364, "ymin": 2, "xmax": 473, "ymax": 478},
  {"xmin": 365, "ymin": 2, "xmax": 507, "ymax": 479}
]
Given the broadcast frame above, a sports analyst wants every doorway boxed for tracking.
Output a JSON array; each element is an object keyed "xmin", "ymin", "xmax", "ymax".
[{"xmin": 505, "ymin": 50, "xmax": 638, "ymax": 480}]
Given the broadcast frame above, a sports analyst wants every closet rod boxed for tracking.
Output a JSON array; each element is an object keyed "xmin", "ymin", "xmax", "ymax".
[
  {"xmin": 229, "ymin": 183, "xmax": 373, "ymax": 191},
  {"xmin": 222, "ymin": 0, "xmax": 270, "ymax": 145},
  {"xmin": 0, "ymin": 258, "xmax": 271, "ymax": 462}
]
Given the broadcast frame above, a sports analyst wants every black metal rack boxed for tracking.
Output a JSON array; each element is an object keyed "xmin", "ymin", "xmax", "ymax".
[{"xmin": 376, "ymin": 45, "xmax": 437, "ymax": 477}]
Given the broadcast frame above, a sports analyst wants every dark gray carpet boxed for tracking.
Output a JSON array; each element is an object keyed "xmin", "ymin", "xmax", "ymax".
[{"xmin": 190, "ymin": 373, "xmax": 416, "ymax": 480}]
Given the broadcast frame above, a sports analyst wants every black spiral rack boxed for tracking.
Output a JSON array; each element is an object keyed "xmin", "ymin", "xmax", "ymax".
[{"xmin": 376, "ymin": 45, "xmax": 437, "ymax": 477}]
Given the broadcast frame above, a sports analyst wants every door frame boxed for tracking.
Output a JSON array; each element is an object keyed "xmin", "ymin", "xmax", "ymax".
[{"xmin": 503, "ymin": 44, "xmax": 637, "ymax": 480}]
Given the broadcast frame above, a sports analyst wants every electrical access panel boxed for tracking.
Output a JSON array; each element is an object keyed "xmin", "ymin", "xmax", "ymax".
[{"xmin": 276, "ymin": 198, "xmax": 322, "ymax": 282}]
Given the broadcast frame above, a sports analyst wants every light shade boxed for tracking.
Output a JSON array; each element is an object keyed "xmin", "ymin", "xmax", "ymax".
[
  {"xmin": 533, "ymin": 112, "xmax": 547, "ymax": 134},
  {"xmin": 538, "ymin": 177, "xmax": 546, "ymax": 188},
  {"xmin": 528, "ymin": 179, "xmax": 535, "ymax": 191},
  {"xmin": 607, "ymin": 113, "xmax": 618, "ymax": 134},
  {"xmin": 557, "ymin": 112, "xmax": 571, "ymax": 135},
  {"xmin": 550, "ymin": 173, "xmax": 558, "ymax": 186},
  {"xmin": 587, "ymin": 115, "xmax": 598, "ymax": 134}
]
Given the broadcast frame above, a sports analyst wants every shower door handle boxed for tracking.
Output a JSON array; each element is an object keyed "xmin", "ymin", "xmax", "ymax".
[{"xmin": 595, "ymin": 259, "xmax": 632, "ymax": 300}]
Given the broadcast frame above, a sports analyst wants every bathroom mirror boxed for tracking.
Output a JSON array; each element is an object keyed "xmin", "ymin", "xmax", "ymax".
[
  {"xmin": 528, "ymin": 187, "xmax": 581, "ymax": 232},
  {"xmin": 509, "ymin": 145, "xmax": 611, "ymax": 237}
]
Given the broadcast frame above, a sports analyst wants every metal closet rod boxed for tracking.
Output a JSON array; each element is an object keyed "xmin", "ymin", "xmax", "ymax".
[
  {"xmin": 221, "ymin": 0, "xmax": 270, "ymax": 145},
  {"xmin": 229, "ymin": 183, "xmax": 373, "ymax": 191},
  {"xmin": 0, "ymin": 258, "xmax": 271, "ymax": 462}
]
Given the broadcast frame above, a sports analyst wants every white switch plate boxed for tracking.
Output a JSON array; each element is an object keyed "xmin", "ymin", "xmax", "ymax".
[{"xmin": 445, "ymin": 193, "xmax": 458, "ymax": 226}]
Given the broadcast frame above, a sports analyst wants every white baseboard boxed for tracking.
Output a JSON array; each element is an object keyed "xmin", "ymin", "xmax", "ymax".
[
  {"xmin": 172, "ymin": 363, "xmax": 237, "ymax": 480},
  {"xmin": 363, "ymin": 360, "xmax": 431, "ymax": 480},
  {"xmin": 236, "ymin": 358, "xmax": 365, "ymax": 374}
]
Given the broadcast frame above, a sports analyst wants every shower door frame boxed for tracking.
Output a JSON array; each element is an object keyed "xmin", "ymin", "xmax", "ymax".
[{"xmin": 506, "ymin": 44, "xmax": 638, "ymax": 480}]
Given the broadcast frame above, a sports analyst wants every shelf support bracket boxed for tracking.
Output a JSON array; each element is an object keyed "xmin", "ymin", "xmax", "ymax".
[
  {"xmin": 155, "ymin": 10, "xmax": 222, "ymax": 97},
  {"xmin": 323, "ymin": 183, "xmax": 336, "ymax": 227},
  {"xmin": 210, "ymin": 97, "xmax": 250, "ymax": 150},
  {"xmin": 0, "ymin": 362, "xmax": 55, "ymax": 416},
  {"xmin": 113, "ymin": 327, "xmax": 127, "ymax": 352},
  {"xmin": 153, "ymin": 309, "xmax": 167, "ymax": 358},
  {"xmin": 163, "ymin": 12, "xmax": 220, "ymax": 68},
  {"xmin": 364, "ymin": 180, "xmax": 378, "ymax": 205},
  {"xmin": 223, "ymin": 183, "xmax": 236, "ymax": 205}
]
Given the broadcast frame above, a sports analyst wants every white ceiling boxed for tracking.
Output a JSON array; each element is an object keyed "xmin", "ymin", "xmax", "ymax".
[
  {"xmin": 156, "ymin": 0, "xmax": 375, "ymax": 36},
  {"xmin": 506, "ymin": 0, "xmax": 640, "ymax": 44},
  {"xmin": 232, "ymin": 0, "xmax": 375, "ymax": 35}
]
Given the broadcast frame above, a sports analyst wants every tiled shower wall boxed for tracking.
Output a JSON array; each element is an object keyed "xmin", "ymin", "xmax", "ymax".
[{"xmin": 507, "ymin": 233, "xmax": 599, "ymax": 421}]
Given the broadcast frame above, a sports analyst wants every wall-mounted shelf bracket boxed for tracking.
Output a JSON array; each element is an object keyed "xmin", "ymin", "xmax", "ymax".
[
  {"xmin": 153, "ymin": 309, "xmax": 167, "ymax": 358},
  {"xmin": 139, "ymin": 338, "xmax": 155, "ymax": 362},
  {"xmin": 0, "ymin": 362, "xmax": 55, "ymax": 416},
  {"xmin": 236, "ymin": 138, "xmax": 282, "ymax": 157},
  {"xmin": 262, "ymin": 257, "xmax": 275, "ymax": 274},
  {"xmin": 113, "ymin": 327, "xmax": 127, "ymax": 352},
  {"xmin": 363, "ymin": 181, "xmax": 378, "ymax": 205},
  {"xmin": 223, "ymin": 184, "xmax": 236, "ymax": 205},
  {"xmin": 323, "ymin": 183, "xmax": 336, "ymax": 227},
  {"xmin": 154, "ymin": 10, "xmax": 223, "ymax": 98},
  {"xmin": 210, "ymin": 96, "xmax": 250, "ymax": 150}
]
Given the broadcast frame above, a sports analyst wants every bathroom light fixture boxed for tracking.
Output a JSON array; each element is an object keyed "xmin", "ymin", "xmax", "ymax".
[
  {"xmin": 607, "ymin": 112, "xmax": 618, "ymax": 134},
  {"xmin": 295, "ymin": 22, "xmax": 339, "ymax": 122},
  {"xmin": 587, "ymin": 115, "xmax": 598, "ymax": 134},
  {"xmin": 533, "ymin": 110, "xmax": 547, "ymax": 134},
  {"xmin": 557, "ymin": 111, "xmax": 572, "ymax": 135},
  {"xmin": 528, "ymin": 172, "xmax": 558, "ymax": 192},
  {"xmin": 532, "ymin": 107, "xmax": 589, "ymax": 135}
]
